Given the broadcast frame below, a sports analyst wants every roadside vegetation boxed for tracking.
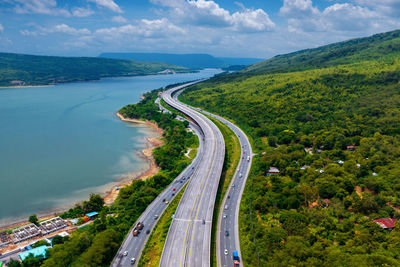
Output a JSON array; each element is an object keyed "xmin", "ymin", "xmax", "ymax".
[
  {"xmin": 180, "ymin": 29, "xmax": 400, "ymax": 266},
  {"xmin": 0, "ymin": 52, "xmax": 187, "ymax": 87},
  {"xmin": 138, "ymin": 184, "xmax": 187, "ymax": 267},
  {"xmin": 10, "ymin": 88, "xmax": 197, "ymax": 266}
]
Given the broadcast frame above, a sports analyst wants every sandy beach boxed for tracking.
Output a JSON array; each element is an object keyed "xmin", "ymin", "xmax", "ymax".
[{"xmin": 0, "ymin": 113, "xmax": 164, "ymax": 231}]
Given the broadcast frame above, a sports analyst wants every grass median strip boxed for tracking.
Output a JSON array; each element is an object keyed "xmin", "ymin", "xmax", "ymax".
[{"xmin": 138, "ymin": 183, "xmax": 188, "ymax": 267}]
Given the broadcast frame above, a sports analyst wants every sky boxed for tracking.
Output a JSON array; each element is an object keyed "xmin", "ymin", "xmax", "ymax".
[{"xmin": 0, "ymin": 0, "xmax": 400, "ymax": 59}]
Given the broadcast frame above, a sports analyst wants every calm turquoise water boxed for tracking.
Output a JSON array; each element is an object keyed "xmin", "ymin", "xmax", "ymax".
[{"xmin": 0, "ymin": 69, "xmax": 221, "ymax": 225}]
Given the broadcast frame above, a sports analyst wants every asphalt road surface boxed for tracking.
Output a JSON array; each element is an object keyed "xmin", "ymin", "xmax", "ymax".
[
  {"xmin": 205, "ymin": 112, "xmax": 252, "ymax": 267},
  {"xmin": 159, "ymin": 83, "xmax": 225, "ymax": 267},
  {"xmin": 173, "ymin": 93, "xmax": 252, "ymax": 267},
  {"xmin": 111, "ymin": 81, "xmax": 206, "ymax": 267}
]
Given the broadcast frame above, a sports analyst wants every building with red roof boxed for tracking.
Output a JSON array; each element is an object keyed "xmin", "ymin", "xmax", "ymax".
[{"xmin": 373, "ymin": 218, "xmax": 398, "ymax": 230}]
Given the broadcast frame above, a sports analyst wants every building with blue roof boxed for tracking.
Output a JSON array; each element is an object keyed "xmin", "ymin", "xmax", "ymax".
[
  {"xmin": 85, "ymin": 211, "xmax": 99, "ymax": 220},
  {"xmin": 19, "ymin": 245, "xmax": 48, "ymax": 261}
]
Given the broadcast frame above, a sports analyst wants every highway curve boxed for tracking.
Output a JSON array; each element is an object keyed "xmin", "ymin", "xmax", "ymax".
[
  {"xmin": 160, "ymin": 83, "xmax": 225, "ymax": 267},
  {"xmin": 111, "ymin": 81, "xmax": 206, "ymax": 267}
]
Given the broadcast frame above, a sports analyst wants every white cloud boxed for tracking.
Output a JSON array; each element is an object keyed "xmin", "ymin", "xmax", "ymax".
[
  {"xmin": 13, "ymin": 0, "xmax": 71, "ymax": 16},
  {"xmin": 88, "ymin": 0, "xmax": 123, "ymax": 13},
  {"xmin": 20, "ymin": 24, "xmax": 91, "ymax": 36},
  {"xmin": 112, "ymin": 15, "xmax": 128, "ymax": 23},
  {"xmin": 0, "ymin": 24, "xmax": 3, "ymax": 33},
  {"xmin": 355, "ymin": 0, "xmax": 400, "ymax": 17},
  {"xmin": 72, "ymin": 7, "xmax": 94, "ymax": 17},
  {"xmin": 231, "ymin": 8, "xmax": 275, "ymax": 32},
  {"xmin": 279, "ymin": 0, "xmax": 393, "ymax": 33},
  {"xmin": 94, "ymin": 18, "xmax": 185, "ymax": 39},
  {"xmin": 280, "ymin": 0, "xmax": 319, "ymax": 18},
  {"xmin": 151, "ymin": 0, "xmax": 274, "ymax": 32}
]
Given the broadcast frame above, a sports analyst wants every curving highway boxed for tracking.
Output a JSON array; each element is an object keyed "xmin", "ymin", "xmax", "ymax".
[
  {"xmin": 174, "ymin": 93, "xmax": 252, "ymax": 267},
  {"xmin": 111, "ymin": 81, "xmax": 206, "ymax": 267},
  {"xmin": 159, "ymin": 84, "xmax": 225, "ymax": 267},
  {"xmin": 205, "ymin": 113, "xmax": 252, "ymax": 267}
]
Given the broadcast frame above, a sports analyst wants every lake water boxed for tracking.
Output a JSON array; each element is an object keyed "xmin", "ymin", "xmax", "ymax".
[{"xmin": 0, "ymin": 69, "xmax": 221, "ymax": 226}]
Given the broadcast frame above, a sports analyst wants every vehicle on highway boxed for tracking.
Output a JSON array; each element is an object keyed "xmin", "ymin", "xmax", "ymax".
[
  {"xmin": 224, "ymin": 249, "xmax": 228, "ymax": 255},
  {"xmin": 233, "ymin": 250, "xmax": 240, "ymax": 266},
  {"xmin": 225, "ymin": 230, "xmax": 229, "ymax": 236},
  {"xmin": 224, "ymin": 204, "xmax": 228, "ymax": 210},
  {"xmin": 123, "ymin": 251, "xmax": 128, "ymax": 256},
  {"xmin": 247, "ymin": 155, "xmax": 250, "ymax": 161},
  {"xmin": 202, "ymin": 219, "xmax": 205, "ymax": 224},
  {"xmin": 132, "ymin": 229, "xmax": 138, "ymax": 236},
  {"xmin": 146, "ymin": 229, "xmax": 150, "ymax": 234},
  {"xmin": 162, "ymin": 198, "xmax": 166, "ymax": 202},
  {"xmin": 166, "ymin": 201, "xmax": 169, "ymax": 204},
  {"xmin": 154, "ymin": 214, "xmax": 158, "ymax": 220},
  {"xmin": 130, "ymin": 257, "xmax": 136, "ymax": 264},
  {"xmin": 172, "ymin": 188, "xmax": 176, "ymax": 191},
  {"xmin": 223, "ymin": 213, "xmax": 227, "ymax": 218},
  {"xmin": 136, "ymin": 222, "xmax": 144, "ymax": 230},
  {"xmin": 172, "ymin": 193, "xmax": 175, "ymax": 196},
  {"xmin": 232, "ymin": 184, "xmax": 235, "ymax": 187},
  {"xmin": 228, "ymin": 195, "xmax": 230, "ymax": 199},
  {"xmin": 239, "ymin": 173, "xmax": 242, "ymax": 178}
]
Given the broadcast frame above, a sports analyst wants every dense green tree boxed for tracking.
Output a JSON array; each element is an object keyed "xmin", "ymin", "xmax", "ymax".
[{"xmin": 28, "ymin": 214, "xmax": 38, "ymax": 225}]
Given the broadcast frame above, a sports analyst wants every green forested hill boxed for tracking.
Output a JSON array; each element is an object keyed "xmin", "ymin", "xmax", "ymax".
[
  {"xmin": 244, "ymin": 29, "xmax": 400, "ymax": 75},
  {"xmin": 0, "ymin": 53, "xmax": 187, "ymax": 86},
  {"xmin": 180, "ymin": 30, "xmax": 400, "ymax": 266}
]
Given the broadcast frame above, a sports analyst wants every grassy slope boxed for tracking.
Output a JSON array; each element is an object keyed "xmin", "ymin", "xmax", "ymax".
[
  {"xmin": 138, "ymin": 184, "xmax": 187, "ymax": 267},
  {"xmin": 0, "ymin": 52, "xmax": 187, "ymax": 86}
]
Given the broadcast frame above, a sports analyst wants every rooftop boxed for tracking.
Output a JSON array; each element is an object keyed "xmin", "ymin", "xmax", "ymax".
[
  {"xmin": 19, "ymin": 245, "xmax": 48, "ymax": 261},
  {"xmin": 373, "ymin": 218, "xmax": 397, "ymax": 229},
  {"xmin": 85, "ymin": 211, "xmax": 99, "ymax": 218}
]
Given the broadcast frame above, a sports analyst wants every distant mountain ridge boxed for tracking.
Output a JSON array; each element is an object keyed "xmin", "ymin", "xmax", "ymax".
[
  {"xmin": 99, "ymin": 52, "xmax": 263, "ymax": 69},
  {"xmin": 0, "ymin": 52, "xmax": 187, "ymax": 87}
]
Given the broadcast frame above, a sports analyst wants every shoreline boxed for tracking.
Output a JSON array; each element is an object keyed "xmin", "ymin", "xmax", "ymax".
[
  {"xmin": 0, "ymin": 113, "xmax": 164, "ymax": 231},
  {"xmin": 0, "ymin": 70, "xmax": 198, "ymax": 89}
]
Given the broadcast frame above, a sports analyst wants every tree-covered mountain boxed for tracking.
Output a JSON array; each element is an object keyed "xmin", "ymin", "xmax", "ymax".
[
  {"xmin": 244, "ymin": 29, "xmax": 400, "ymax": 75},
  {"xmin": 180, "ymin": 29, "xmax": 400, "ymax": 266},
  {"xmin": 99, "ymin": 52, "xmax": 263, "ymax": 69},
  {"xmin": 0, "ymin": 52, "xmax": 187, "ymax": 87}
]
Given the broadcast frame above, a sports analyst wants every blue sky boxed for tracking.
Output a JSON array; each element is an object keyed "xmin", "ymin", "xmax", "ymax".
[{"xmin": 0, "ymin": 0, "xmax": 399, "ymax": 59}]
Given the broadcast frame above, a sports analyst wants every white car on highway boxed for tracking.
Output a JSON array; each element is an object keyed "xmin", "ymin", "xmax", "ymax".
[{"xmin": 224, "ymin": 249, "xmax": 228, "ymax": 255}]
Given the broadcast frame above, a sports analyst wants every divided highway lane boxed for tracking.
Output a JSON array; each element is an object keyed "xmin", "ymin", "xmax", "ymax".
[
  {"xmin": 206, "ymin": 113, "xmax": 252, "ymax": 267},
  {"xmin": 160, "ymin": 83, "xmax": 225, "ymax": 267},
  {"xmin": 111, "ymin": 82, "xmax": 206, "ymax": 267},
  {"xmin": 173, "ymin": 92, "xmax": 253, "ymax": 267}
]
